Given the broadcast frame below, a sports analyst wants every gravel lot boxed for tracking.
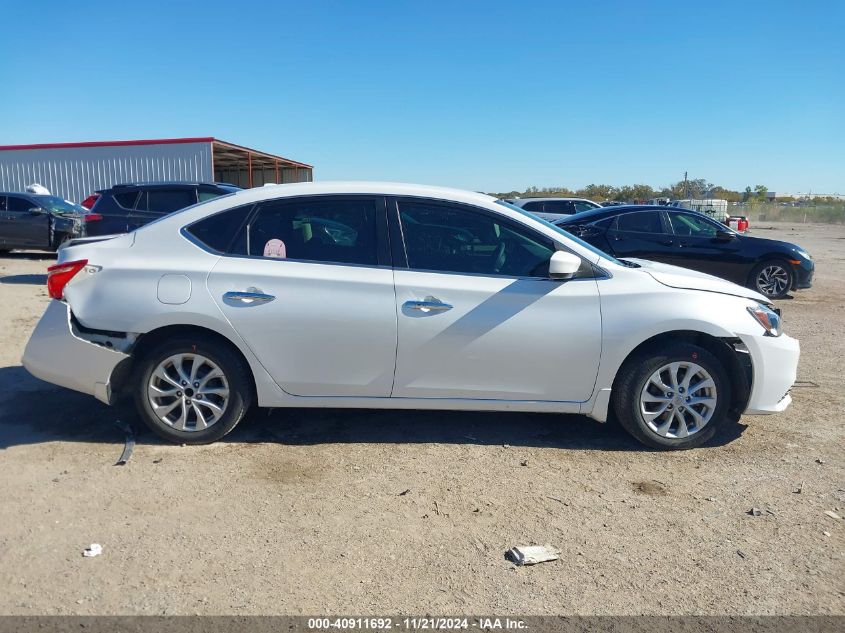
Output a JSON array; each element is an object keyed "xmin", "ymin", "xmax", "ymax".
[{"xmin": 0, "ymin": 222, "xmax": 842, "ymax": 616}]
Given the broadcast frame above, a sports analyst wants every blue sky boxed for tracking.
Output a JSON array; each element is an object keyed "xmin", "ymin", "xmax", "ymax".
[{"xmin": 1, "ymin": 0, "xmax": 843, "ymax": 193}]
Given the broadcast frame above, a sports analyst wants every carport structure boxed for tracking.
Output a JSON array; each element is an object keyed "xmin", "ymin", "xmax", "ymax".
[{"xmin": 210, "ymin": 138, "xmax": 313, "ymax": 188}]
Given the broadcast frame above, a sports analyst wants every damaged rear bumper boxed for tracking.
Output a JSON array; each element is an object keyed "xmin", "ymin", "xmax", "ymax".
[{"xmin": 22, "ymin": 300, "xmax": 128, "ymax": 404}]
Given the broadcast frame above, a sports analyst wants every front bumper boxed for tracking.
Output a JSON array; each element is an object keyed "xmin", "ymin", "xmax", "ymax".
[
  {"xmin": 792, "ymin": 260, "xmax": 814, "ymax": 290},
  {"xmin": 740, "ymin": 332, "xmax": 800, "ymax": 415},
  {"xmin": 22, "ymin": 300, "xmax": 127, "ymax": 404}
]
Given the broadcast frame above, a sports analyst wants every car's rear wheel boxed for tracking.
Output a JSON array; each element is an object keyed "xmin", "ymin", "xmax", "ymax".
[
  {"xmin": 134, "ymin": 336, "xmax": 253, "ymax": 444},
  {"xmin": 612, "ymin": 343, "xmax": 731, "ymax": 450},
  {"xmin": 751, "ymin": 260, "xmax": 793, "ymax": 299}
]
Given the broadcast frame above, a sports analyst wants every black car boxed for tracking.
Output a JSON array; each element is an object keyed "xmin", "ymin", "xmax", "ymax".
[
  {"xmin": 82, "ymin": 181, "xmax": 240, "ymax": 236},
  {"xmin": 556, "ymin": 205, "xmax": 814, "ymax": 299},
  {"xmin": 0, "ymin": 193, "xmax": 84, "ymax": 253}
]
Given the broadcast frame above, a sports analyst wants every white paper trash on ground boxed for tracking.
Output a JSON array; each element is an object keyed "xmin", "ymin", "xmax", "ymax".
[
  {"xmin": 82, "ymin": 543, "xmax": 102, "ymax": 557},
  {"xmin": 506, "ymin": 544, "xmax": 560, "ymax": 566}
]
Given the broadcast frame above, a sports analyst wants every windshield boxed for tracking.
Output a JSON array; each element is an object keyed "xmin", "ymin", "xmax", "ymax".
[
  {"xmin": 495, "ymin": 199, "xmax": 622, "ymax": 265},
  {"xmin": 33, "ymin": 196, "xmax": 85, "ymax": 214}
]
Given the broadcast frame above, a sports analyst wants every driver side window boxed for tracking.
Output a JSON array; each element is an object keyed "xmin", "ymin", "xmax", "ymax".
[
  {"xmin": 669, "ymin": 213, "xmax": 719, "ymax": 237},
  {"xmin": 398, "ymin": 201, "xmax": 556, "ymax": 277}
]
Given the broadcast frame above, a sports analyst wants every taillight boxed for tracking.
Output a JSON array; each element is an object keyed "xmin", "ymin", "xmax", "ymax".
[
  {"xmin": 84, "ymin": 213, "xmax": 103, "ymax": 222},
  {"xmin": 81, "ymin": 194, "xmax": 100, "ymax": 210},
  {"xmin": 47, "ymin": 259, "xmax": 88, "ymax": 300}
]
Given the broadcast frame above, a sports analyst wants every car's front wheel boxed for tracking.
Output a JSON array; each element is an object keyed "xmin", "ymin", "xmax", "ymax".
[
  {"xmin": 134, "ymin": 336, "xmax": 253, "ymax": 444},
  {"xmin": 751, "ymin": 260, "xmax": 793, "ymax": 299},
  {"xmin": 612, "ymin": 343, "xmax": 731, "ymax": 450}
]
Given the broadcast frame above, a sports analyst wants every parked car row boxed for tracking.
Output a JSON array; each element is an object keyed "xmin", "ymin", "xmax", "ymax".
[{"xmin": 0, "ymin": 182, "xmax": 240, "ymax": 251}]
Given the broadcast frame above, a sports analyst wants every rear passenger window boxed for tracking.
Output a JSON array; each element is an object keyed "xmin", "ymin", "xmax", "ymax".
[
  {"xmin": 147, "ymin": 189, "xmax": 197, "ymax": 214},
  {"xmin": 247, "ymin": 198, "xmax": 379, "ymax": 266},
  {"xmin": 185, "ymin": 205, "xmax": 254, "ymax": 253},
  {"xmin": 113, "ymin": 191, "xmax": 139, "ymax": 209},
  {"xmin": 521, "ymin": 201, "xmax": 544, "ymax": 212},
  {"xmin": 616, "ymin": 211, "xmax": 664, "ymax": 233},
  {"xmin": 543, "ymin": 200, "xmax": 576, "ymax": 214}
]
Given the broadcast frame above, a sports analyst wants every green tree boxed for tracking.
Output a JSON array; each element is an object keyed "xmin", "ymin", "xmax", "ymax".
[{"xmin": 576, "ymin": 184, "xmax": 615, "ymax": 201}]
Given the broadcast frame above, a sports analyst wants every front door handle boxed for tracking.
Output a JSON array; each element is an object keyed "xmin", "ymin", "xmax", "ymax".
[
  {"xmin": 403, "ymin": 297, "xmax": 453, "ymax": 313},
  {"xmin": 223, "ymin": 290, "xmax": 275, "ymax": 305}
]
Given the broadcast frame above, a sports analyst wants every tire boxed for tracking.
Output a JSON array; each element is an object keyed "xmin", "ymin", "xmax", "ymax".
[
  {"xmin": 612, "ymin": 343, "xmax": 731, "ymax": 450},
  {"xmin": 133, "ymin": 336, "xmax": 253, "ymax": 444},
  {"xmin": 750, "ymin": 260, "xmax": 793, "ymax": 299}
]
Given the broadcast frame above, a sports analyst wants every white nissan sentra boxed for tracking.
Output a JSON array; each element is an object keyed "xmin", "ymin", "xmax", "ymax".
[{"xmin": 23, "ymin": 182, "xmax": 799, "ymax": 449}]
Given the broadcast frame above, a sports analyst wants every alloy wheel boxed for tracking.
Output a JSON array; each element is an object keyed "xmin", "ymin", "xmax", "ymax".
[
  {"xmin": 756, "ymin": 265, "xmax": 789, "ymax": 297},
  {"xmin": 147, "ymin": 353, "xmax": 230, "ymax": 431},
  {"xmin": 639, "ymin": 361, "xmax": 717, "ymax": 439}
]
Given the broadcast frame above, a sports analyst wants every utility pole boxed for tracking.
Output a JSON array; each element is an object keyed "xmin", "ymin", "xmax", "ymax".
[{"xmin": 684, "ymin": 171, "xmax": 690, "ymax": 199}]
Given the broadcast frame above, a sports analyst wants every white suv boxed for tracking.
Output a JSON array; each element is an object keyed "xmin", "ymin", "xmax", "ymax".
[
  {"xmin": 23, "ymin": 182, "xmax": 798, "ymax": 449},
  {"xmin": 505, "ymin": 197, "xmax": 601, "ymax": 221}
]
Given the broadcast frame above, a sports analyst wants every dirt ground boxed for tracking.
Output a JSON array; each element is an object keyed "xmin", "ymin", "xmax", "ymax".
[{"xmin": 0, "ymin": 222, "xmax": 842, "ymax": 616}]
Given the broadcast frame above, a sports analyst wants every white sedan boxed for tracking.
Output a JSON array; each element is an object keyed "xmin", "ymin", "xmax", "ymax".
[{"xmin": 23, "ymin": 182, "xmax": 799, "ymax": 449}]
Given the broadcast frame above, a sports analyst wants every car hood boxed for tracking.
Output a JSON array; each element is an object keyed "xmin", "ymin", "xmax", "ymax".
[
  {"xmin": 626, "ymin": 258, "xmax": 768, "ymax": 303},
  {"xmin": 737, "ymin": 233, "xmax": 810, "ymax": 258}
]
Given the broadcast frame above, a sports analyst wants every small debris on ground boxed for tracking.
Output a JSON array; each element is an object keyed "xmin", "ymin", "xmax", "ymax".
[
  {"xmin": 398, "ymin": 489, "xmax": 411, "ymax": 496},
  {"xmin": 82, "ymin": 544, "xmax": 102, "ymax": 558},
  {"xmin": 823, "ymin": 531, "xmax": 831, "ymax": 537},
  {"xmin": 520, "ymin": 460, "xmax": 529, "ymax": 467},
  {"xmin": 547, "ymin": 496, "xmax": 564, "ymax": 503},
  {"xmin": 705, "ymin": 497, "xmax": 716, "ymax": 502},
  {"xmin": 152, "ymin": 458, "xmax": 163, "ymax": 464},
  {"xmin": 736, "ymin": 549, "xmax": 746, "ymax": 559},
  {"xmin": 505, "ymin": 544, "xmax": 560, "ymax": 566},
  {"xmin": 793, "ymin": 482, "xmax": 804, "ymax": 494},
  {"xmin": 815, "ymin": 458, "xmax": 825, "ymax": 464},
  {"xmin": 113, "ymin": 420, "xmax": 135, "ymax": 466},
  {"xmin": 748, "ymin": 507, "xmax": 763, "ymax": 517},
  {"xmin": 823, "ymin": 510, "xmax": 841, "ymax": 520},
  {"xmin": 633, "ymin": 480, "xmax": 668, "ymax": 496}
]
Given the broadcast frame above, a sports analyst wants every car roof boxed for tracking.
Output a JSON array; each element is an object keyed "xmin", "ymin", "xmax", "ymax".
[
  {"xmin": 556, "ymin": 204, "xmax": 721, "ymax": 224},
  {"xmin": 109, "ymin": 181, "xmax": 239, "ymax": 190},
  {"xmin": 194, "ymin": 181, "xmax": 503, "ymax": 208},
  {"xmin": 509, "ymin": 197, "xmax": 596, "ymax": 204}
]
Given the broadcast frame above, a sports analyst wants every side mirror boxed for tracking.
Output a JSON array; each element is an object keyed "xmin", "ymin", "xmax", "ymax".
[
  {"xmin": 549, "ymin": 250, "xmax": 581, "ymax": 280},
  {"xmin": 715, "ymin": 230, "xmax": 736, "ymax": 240},
  {"xmin": 28, "ymin": 207, "xmax": 44, "ymax": 215}
]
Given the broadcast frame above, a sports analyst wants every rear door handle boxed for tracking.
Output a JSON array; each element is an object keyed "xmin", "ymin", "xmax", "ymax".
[
  {"xmin": 223, "ymin": 290, "xmax": 275, "ymax": 305},
  {"xmin": 403, "ymin": 298, "xmax": 453, "ymax": 313}
]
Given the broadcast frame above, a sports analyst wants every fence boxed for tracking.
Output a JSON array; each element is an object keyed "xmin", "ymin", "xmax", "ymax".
[{"xmin": 733, "ymin": 202, "xmax": 845, "ymax": 224}]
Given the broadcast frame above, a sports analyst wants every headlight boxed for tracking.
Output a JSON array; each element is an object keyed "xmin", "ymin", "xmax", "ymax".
[
  {"xmin": 747, "ymin": 304, "xmax": 781, "ymax": 337},
  {"xmin": 794, "ymin": 249, "xmax": 812, "ymax": 261}
]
